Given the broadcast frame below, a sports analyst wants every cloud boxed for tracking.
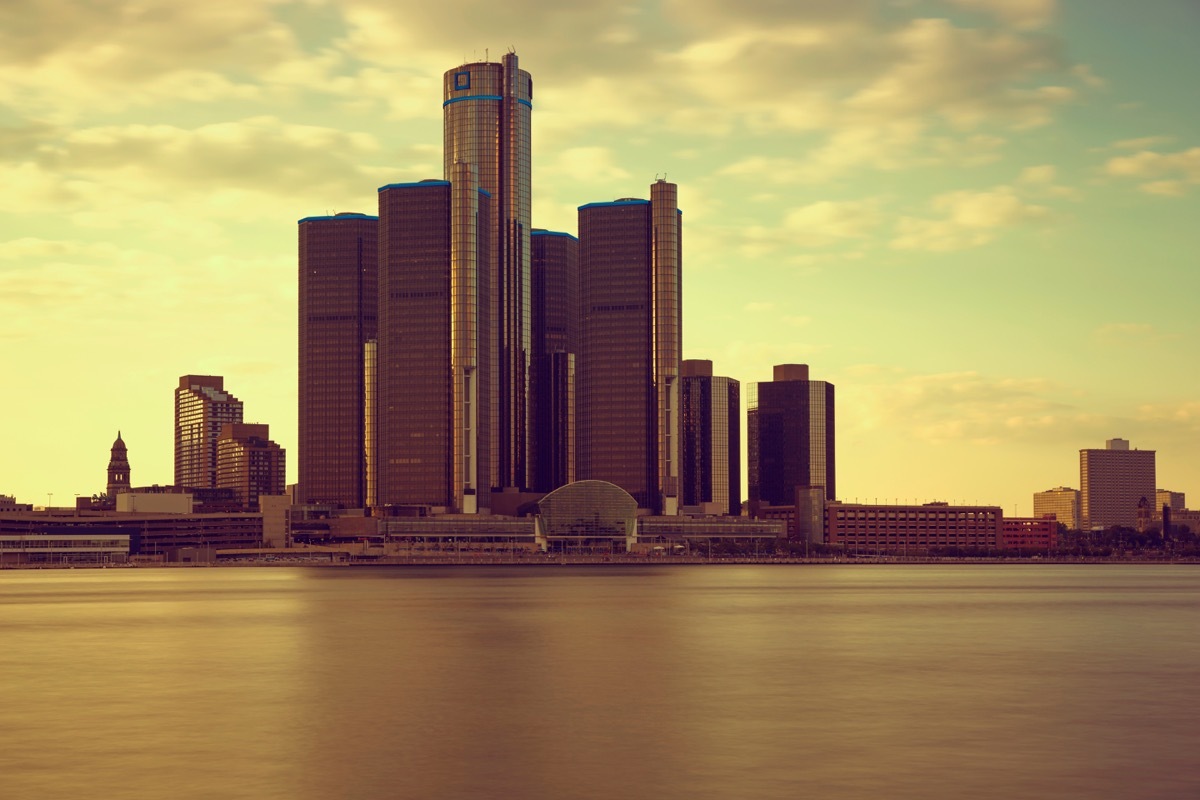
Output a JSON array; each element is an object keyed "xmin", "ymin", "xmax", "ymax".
[
  {"xmin": 891, "ymin": 185, "xmax": 1049, "ymax": 251},
  {"xmin": 782, "ymin": 199, "xmax": 882, "ymax": 244},
  {"xmin": 1018, "ymin": 164, "xmax": 1056, "ymax": 184},
  {"xmin": 1104, "ymin": 146, "xmax": 1200, "ymax": 196},
  {"xmin": 1092, "ymin": 322, "xmax": 1176, "ymax": 346},
  {"xmin": 1112, "ymin": 136, "xmax": 1173, "ymax": 150},
  {"xmin": 940, "ymin": 0, "xmax": 1057, "ymax": 30},
  {"xmin": 546, "ymin": 146, "xmax": 631, "ymax": 184}
]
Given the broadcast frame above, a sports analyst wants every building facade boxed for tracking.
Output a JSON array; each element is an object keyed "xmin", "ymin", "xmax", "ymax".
[
  {"xmin": 748, "ymin": 364, "xmax": 835, "ymax": 508},
  {"xmin": 826, "ymin": 502, "xmax": 1001, "ymax": 552},
  {"xmin": 1079, "ymin": 439, "xmax": 1156, "ymax": 530},
  {"xmin": 443, "ymin": 51, "xmax": 533, "ymax": 492},
  {"xmin": 680, "ymin": 359, "xmax": 740, "ymax": 516},
  {"xmin": 530, "ymin": 230, "xmax": 579, "ymax": 492},
  {"xmin": 578, "ymin": 180, "xmax": 682, "ymax": 514},
  {"xmin": 376, "ymin": 179, "xmax": 491, "ymax": 513},
  {"xmin": 175, "ymin": 375, "xmax": 244, "ymax": 489},
  {"xmin": 216, "ymin": 423, "xmax": 286, "ymax": 512},
  {"xmin": 1033, "ymin": 486, "xmax": 1080, "ymax": 530},
  {"xmin": 297, "ymin": 212, "xmax": 378, "ymax": 508}
]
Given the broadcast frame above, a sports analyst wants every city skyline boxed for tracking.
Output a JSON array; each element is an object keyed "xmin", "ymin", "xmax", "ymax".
[{"xmin": 4, "ymin": 0, "xmax": 1199, "ymax": 514}]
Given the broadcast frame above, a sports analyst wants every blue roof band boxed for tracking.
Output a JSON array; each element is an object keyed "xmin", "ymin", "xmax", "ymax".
[
  {"xmin": 298, "ymin": 213, "xmax": 379, "ymax": 224},
  {"xmin": 577, "ymin": 199, "xmax": 651, "ymax": 210},
  {"xmin": 443, "ymin": 95, "xmax": 533, "ymax": 109},
  {"xmin": 377, "ymin": 180, "xmax": 451, "ymax": 192},
  {"xmin": 531, "ymin": 230, "xmax": 578, "ymax": 241}
]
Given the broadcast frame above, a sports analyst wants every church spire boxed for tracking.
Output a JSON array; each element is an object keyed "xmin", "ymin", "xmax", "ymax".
[{"xmin": 107, "ymin": 431, "xmax": 131, "ymax": 501}]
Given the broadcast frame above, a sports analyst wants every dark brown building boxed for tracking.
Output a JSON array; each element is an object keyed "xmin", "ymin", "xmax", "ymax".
[
  {"xmin": 376, "ymin": 178, "xmax": 491, "ymax": 513},
  {"xmin": 748, "ymin": 364, "xmax": 835, "ymax": 509},
  {"xmin": 680, "ymin": 360, "xmax": 741, "ymax": 517},
  {"xmin": 530, "ymin": 230, "xmax": 579, "ymax": 492},
  {"xmin": 578, "ymin": 180, "xmax": 682, "ymax": 514},
  {"xmin": 106, "ymin": 431, "xmax": 130, "ymax": 500},
  {"xmin": 216, "ymin": 423, "xmax": 286, "ymax": 512},
  {"xmin": 297, "ymin": 212, "xmax": 378, "ymax": 508}
]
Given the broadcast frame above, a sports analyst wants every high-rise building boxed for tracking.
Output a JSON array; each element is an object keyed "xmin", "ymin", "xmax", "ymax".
[
  {"xmin": 106, "ymin": 431, "xmax": 130, "ymax": 500},
  {"xmin": 175, "ymin": 376, "xmax": 243, "ymax": 489},
  {"xmin": 1156, "ymin": 489, "xmax": 1186, "ymax": 516},
  {"xmin": 680, "ymin": 360, "xmax": 740, "ymax": 516},
  {"xmin": 578, "ymin": 180, "xmax": 682, "ymax": 514},
  {"xmin": 1079, "ymin": 439, "xmax": 1156, "ymax": 530},
  {"xmin": 1033, "ymin": 486, "xmax": 1080, "ymax": 530},
  {"xmin": 530, "ymin": 229, "xmax": 579, "ymax": 492},
  {"xmin": 444, "ymin": 51, "xmax": 533, "ymax": 492},
  {"xmin": 748, "ymin": 364, "xmax": 835, "ymax": 508},
  {"xmin": 376, "ymin": 178, "xmax": 491, "ymax": 513},
  {"xmin": 216, "ymin": 423, "xmax": 286, "ymax": 512},
  {"xmin": 297, "ymin": 212, "xmax": 378, "ymax": 508}
]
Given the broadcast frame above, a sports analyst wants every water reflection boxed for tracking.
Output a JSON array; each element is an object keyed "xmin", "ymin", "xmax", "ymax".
[{"xmin": 1, "ymin": 565, "xmax": 1198, "ymax": 799}]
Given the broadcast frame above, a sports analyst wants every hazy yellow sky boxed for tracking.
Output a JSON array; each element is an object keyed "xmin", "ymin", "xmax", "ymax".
[{"xmin": 2, "ymin": 0, "xmax": 1198, "ymax": 513}]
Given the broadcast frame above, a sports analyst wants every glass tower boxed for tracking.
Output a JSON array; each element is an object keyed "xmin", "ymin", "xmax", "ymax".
[
  {"xmin": 531, "ymin": 230, "xmax": 579, "ymax": 492},
  {"xmin": 297, "ymin": 212, "xmax": 378, "ymax": 508},
  {"xmin": 443, "ymin": 50, "xmax": 533, "ymax": 494},
  {"xmin": 680, "ymin": 360, "xmax": 741, "ymax": 516},
  {"xmin": 578, "ymin": 180, "xmax": 682, "ymax": 514},
  {"xmin": 748, "ymin": 364, "xmax": 836, "ymax": 507}
]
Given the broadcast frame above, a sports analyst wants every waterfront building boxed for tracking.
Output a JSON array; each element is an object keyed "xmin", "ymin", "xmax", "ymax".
[
  {"xmin": 748, "ymin": 364, "xmax": 835, "ymax": 510},
  {"xmin": 1079, "ymin": 439, "xmax": 1156, "ymax": 530},
  {"xmin": 0, "ymin": 509, "xmax": 262, "ymax": 557},
  {"xmin": 680, "ymin": 359, "xmax": 740, "ymax": 516},
  {"xmin": 1000, "ymin": 516, "xmax": 1059, "ymax": 550},
  {"xmin": 297, "ymin": 212, "xmax": 378, "ymax": 508},
  {"xmin": 1033, "ymin": 486, "xmax": 1080, "ymax": 530},
  {"xmin": 577, "ymin": 180, "xmax": 682, "ymax": 514},
  {"xmin": 530, "ymin": 229, "xmax": 579, "ymax": 492},
  {"xmin": 106, "ymin": 431, "xmax": 130, "ymax": 500},
  {"xmin": 444, "ymin": 51, "xmax": 533, "ymax": 492},
  {"xmin": 175, "ymin": 376, "xmax": 243, "ymax": 489},
  {"xmin": 216, "ymin": 423, "xmax": 286, "ymax": 512},
  {"xmin": 376, "ymin": 179, "xmax": 491, "ymax": 513},
  {"xmin": 826, "ymin": 502, "xmax": 1001, "ymax": 552}
]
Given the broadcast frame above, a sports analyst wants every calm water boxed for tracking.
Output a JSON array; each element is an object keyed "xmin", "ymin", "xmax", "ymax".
[{"xmin": 1, "ymin": 564, "xmax": 1198, "ymax": 799}]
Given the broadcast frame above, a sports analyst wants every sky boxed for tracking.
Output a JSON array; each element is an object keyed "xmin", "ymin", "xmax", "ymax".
[{"xmin": 2, "ymin": 0, "xmax": 1198, "ymax": 515}]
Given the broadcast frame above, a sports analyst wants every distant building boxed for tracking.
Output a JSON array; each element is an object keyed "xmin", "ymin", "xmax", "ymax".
[
  {"xmin": 1079, "ymin": 439, "xmax": 1156, "ymax": 530},
  {"xmin": 1033, "ymin": 486, "xmax": 1080, "ymax": 530},
  {"xmin": 216, "ymin": 423, "xmax": 286, "ymax": 512},
  {"xmin": 106, "ymin": 431, "xmax": 131, "ymax": 500},
  {"xmin": 1156, "ymin": 489, "xmax": 1186, "ymax": 518},
  {"xmin": 175, "ymin": 375, "xmax": 244, "ymax": 489},
  {"xmin": 1001, "ymin": 516, "xmax": 1058, "ymax": 550},
  {"xmin": 297, "ymin": 212, "xmax": 378, "ymax": 509},
  {"xmin": 0, "ymin": 495, "xmax": 34, "ymax": 512},
  {"xmin": 578, "ymin": 181, "xmax": 682, "ymax": 514},
  {"xmin": 748, "ymin": 364, "xmax": 835, "ymax": 510},
  {"xmin": 680, "ymin": 359, "xmax": 741, "ymax": 517}
]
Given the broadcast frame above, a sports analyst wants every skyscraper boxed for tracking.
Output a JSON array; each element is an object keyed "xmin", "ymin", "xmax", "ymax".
[
  {"xmin": 680, "ymin": 360, "xmax": 740, "ymax": 516},
  {"xmin": 748, "ymin": 364, "xmax": 835, "ymax": 508},
  {"xmin": 1033, "ymin": 486, "xmax": 1081, "ymax": 530},
  {"xmin": 106, "ymin": 431, "xmax": 130, "ymax": 500},
  {"xmin": 578, "ymin": 180, "xmax": 682, "ymax": 514},
  {"xmin": 444, "ymin": 51, "xmax": 533, "ymax": 492},
  {"xmin": 376, "ymin": 178, "xmax": 491, "ymax": 513},
  {"xmin": 1079, "ymin": 438, "xmax": 1156, "ymax": 530},
  {"xmin": 175, "ymin": 375, "xmax": 243, "ymax": 489},
  {"xmin": 531, "ymin": 229, "xmax": 579, "ymax": 492},
  {"xmin": 297, "ymin": 212, "xmax": 378, "ymax": 508}
]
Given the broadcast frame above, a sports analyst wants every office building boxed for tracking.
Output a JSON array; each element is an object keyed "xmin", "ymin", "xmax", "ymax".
[
  {"xmin": 444, "ymin": 51, "xmax": 533, "ymax": 491},
  {"xmin": 216, "ymin": 423, "xmax": 286, "ymax": 512},
  {"xmin": 748, "ymin": 364, "xmax": 835, "ymax": 509},
  {"xmin": 1157, "ymin": 489, "xmax": 1186, "ymax": 517},
  {"xmin": 1033, "ymin": 486, "xmax": 1080, "ymax": 530},
  {"xmin": 106, "ymin": 431, "xmax": 130, "ymax": 500},
  {"xmin": 1079, "ymin": 439, "xmax": 1156, "ymax": 530},
  {"xmin": 297, "ymin": 212, "xmax": 378, "ymax": 508},
  {"xmin": 680, "ymin": 359, "xmax": 740, "ymax": 516},
  {"xmin": 530, "ymin": 229, "xmax": 579, "ymax": 492},
  {"xmin": 175, "ymin": 375, "xmax": 243, "ymax": 489},
  {"xmin": 376, "ymin": 178, "xmax": 491, "ymax": 513},
  {"xmin": 578, "ymin": 180, "xmax": 682, "ymax": 514}
]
